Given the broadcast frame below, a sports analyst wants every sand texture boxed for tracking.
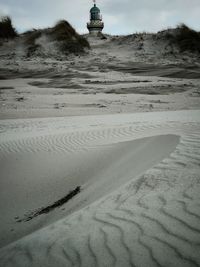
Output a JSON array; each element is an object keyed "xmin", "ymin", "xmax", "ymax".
[
  {"xmin": 0, "ymin": 34, "xmax": 200, "ymax": 120},
  {"xmin": 0, "ymin": 30, "xmax": 200, "ymax": 267},
  {"xmin": 0, "ymin": 110, "xmax": 200, "ymax": 267}
]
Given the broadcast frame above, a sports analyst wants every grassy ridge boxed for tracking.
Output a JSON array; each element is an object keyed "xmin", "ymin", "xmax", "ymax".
[
  {"xmin": 0, "ymin": 16, "xmax": 17, "ymax": 39},
  {"xmin": 49, "ymin": 20, "xmax": 90, "ymax": 54},
  {"xmin": 166, "ymin": 24, "xmax": 200, "ymax": 53},
  {"xmin": 23, "ymin": 20, "xmax": 90, "ymax": 56}
]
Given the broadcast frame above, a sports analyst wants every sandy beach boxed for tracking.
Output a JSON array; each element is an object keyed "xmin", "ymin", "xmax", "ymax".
[
  {"xmin": 0, "ymin": 30, "xmax": 200, "ymax": 266},
  {"xmin": 0, "ymin": 110, "xmax": 200, "ymax": 266}
]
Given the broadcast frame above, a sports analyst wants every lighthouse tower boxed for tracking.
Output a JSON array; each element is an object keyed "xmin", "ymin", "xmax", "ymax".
[{"xmin": 87, "ymin": 0, "xmax": 104, "ymax": 35}]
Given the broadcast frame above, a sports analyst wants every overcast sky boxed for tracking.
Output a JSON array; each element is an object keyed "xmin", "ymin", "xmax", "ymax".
[{"xmin": 0, "ymin": 0, "xmax": 199, "ymax": 34}]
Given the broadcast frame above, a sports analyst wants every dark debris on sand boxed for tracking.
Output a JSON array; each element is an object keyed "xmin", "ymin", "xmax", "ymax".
[{"xmin": 16, "ymin": 186, "xmax": 81, "ymax": 222}]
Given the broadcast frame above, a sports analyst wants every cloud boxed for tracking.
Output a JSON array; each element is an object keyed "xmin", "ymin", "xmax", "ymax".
[
  {"xmin": 0, "ymin": 3, "xmax": 10, "ymax": 17},
  {"xmin": 102, "ymin": 0, "xmax": 200, "ymax": 33},
  {"xmin": 0, "ymin": 0, "xmax": 199, "ymax": 34}
]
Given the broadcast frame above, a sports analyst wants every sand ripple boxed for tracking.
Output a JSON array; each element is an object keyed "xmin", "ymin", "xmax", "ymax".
[{"xmin": 0, "ymin": 111, "xmax": 200, "ymax": 267}]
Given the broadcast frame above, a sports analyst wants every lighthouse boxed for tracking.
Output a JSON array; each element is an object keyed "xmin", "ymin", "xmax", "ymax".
[{"xmin": 87, "ymin": 0, "xmax": 104, "ymax": 35}]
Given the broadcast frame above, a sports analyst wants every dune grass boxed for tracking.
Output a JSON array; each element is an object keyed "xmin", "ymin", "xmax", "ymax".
[
  {"xmin": 49, "ymin": 20, "xmax": 90, "ymax": 54},
  {"xmin": 23, "ymin": 29, "xmax": 42, "ymax": 46},
  {"xmin": 23, "ymin": 29, "xmax": 43, "ymax": 56},
  {"xmin": 23, "ymin": 20, "xmax": 90, "ymax": 56},
  {"xmin": 167, "ymin": 24, "xmax": 200, "ymax": 53},
  {"xmin": 176, "ymin": 24, "xmax": 200, "ymax": 53},
  {"xmin": 0, "ymin": 16, "xmax": 17, "ymax": 39}
]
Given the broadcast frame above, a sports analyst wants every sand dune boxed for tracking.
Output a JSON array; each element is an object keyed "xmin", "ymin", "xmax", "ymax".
[
  {"xmin": 1, "ymin": 29, "xmax": 200, "ymax": 120},
  {"xmin": 0, "ymin": 110, "xmax": 200, "ymax": 267},
  {"xmin": 1, "ymin": 22, "xmax": 200, "ymax": 267}
]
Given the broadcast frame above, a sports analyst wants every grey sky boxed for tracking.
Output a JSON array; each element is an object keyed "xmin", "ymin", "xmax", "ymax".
[{"xmin": 0, "ymin": 0, "xmax": 199, "ymax": 34}]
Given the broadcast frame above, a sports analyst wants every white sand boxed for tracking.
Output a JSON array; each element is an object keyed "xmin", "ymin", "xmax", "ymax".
[{"xmin": 0, "ymin": 110, "xmax": 200, "ymax": 266}]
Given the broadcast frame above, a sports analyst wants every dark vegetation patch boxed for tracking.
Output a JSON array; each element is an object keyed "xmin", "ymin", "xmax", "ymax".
[
  {"xmin": 166, "ymin": 24, "xmax": 200, "ymax": 54},
  {"xmin": 50, "ymin": 20, "xmax": 90, "ymax": 54},
  {"xmin": 23, "ymin": 20, "xmax": 90, "ymax": 57},
  {"xmin": 110, "ymin": 24, "xmax": 200, "ymax": 55},
  {"xmin": 97, "ymin": 32, "xmax": 107, "ymax": 40},
  {"xmin": 23, "ymin": 29, "xmax": 42, "ymax": 57},
  {"xmin": 0, "ymin": 16, "xmax": 17, "ymax": 39},
  {"xmin": 23, "ymin": 29, "xmax": 42, "ymax": 45},
  {"xmin": 16, "ymin": 186, "xmax": 81, "ymax": 222}
]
